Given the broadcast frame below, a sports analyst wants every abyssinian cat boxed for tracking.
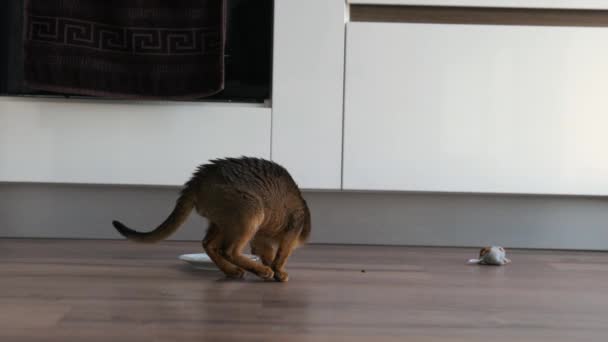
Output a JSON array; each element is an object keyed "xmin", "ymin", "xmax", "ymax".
[{"xmin": 112, "ymin": 157, "xmax": 311, "ymax": 282}]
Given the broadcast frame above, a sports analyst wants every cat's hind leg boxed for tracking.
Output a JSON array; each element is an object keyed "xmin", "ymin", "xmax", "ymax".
[
  {"xmin": 222, "ymin": 213, "xmax": 275, "ymax": 281},
  {"xmin": 202, "ymin": 223, "xmax": 244, "ymax": 279},
  {"xmin": 250, "ymin": 235, "xmax": 277, "ymax": 267},
  {"xmin": 271, "ymin": 228, "xmax": 302, "ymax": 282}
]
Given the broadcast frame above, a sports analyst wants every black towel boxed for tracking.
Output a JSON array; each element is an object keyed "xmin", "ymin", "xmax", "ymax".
[{"xmin": 24, "ymin": 0, "xmax": 226, "ymax": 99}]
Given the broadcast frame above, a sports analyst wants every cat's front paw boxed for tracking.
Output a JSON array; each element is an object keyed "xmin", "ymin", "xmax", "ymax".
[
  {"xmin": 258, "ymin": 266, "xmax": 275, "ymax": 281},
  {"xmin": 274, "ymin": 270, "xmax": 289, "ymax": 282}
]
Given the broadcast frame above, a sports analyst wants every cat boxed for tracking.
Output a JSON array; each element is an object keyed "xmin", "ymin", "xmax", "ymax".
[{"xmin": 112, "ymin": 157, "xmax": 311, "ymax": 282}]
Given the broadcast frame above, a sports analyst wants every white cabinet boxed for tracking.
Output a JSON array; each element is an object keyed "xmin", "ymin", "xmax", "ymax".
[
  {"xmin": 0, "ymin": 98, "xmax": 270, "ymax": 185},
  {"xmin": 343, "ymin": 22, "xmax": 608, "ymax": 195},
  {"xmin": 0, "ymin": 0, "xmax": 347, "ymax": 189},
  {"xmin": 271, "ymin": 0, "xmax": 346, "ymax": 190}
]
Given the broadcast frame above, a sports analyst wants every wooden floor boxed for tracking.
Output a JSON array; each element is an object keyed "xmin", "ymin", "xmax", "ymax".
[{"xmin": 2, "ymin": 239, "xmax": 608, "ymax": 342}]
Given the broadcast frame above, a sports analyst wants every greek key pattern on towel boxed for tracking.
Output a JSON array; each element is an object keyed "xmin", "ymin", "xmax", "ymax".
[{"xmin": 27, "ymin": 15, "xmax": 220, "ymax": 55}]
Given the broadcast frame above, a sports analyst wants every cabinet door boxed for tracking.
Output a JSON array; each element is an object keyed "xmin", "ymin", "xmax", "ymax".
[
  {"xmin": 343, "ymin": 22, "xmax": 608, "ymax": 195},
  {"xmin": 0, "ymin": 98, "xmax": 271, "ymax": 186},
  {"xmin": 271, "ymin": 0, "xmax": 345, "ymax": 190}
]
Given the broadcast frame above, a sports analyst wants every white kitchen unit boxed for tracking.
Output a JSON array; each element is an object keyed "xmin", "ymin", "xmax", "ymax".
[
  {"xmin": 0, "ymin": 98, "xmax": 270, "ymax": 185},
  {"xmin": 4, "ymin": 0, "xmax": 608, "ymax": 196},
  {"xmin": 343, "ymin": 21, "xmax": 608, "ymax": 195},
  {"xmin": 0, "ymin": 0, "xmax": 347, "ymax": 189},
  {"xmin": 271, "ymin": 0, "xmax": 346, "ymax": 190}
]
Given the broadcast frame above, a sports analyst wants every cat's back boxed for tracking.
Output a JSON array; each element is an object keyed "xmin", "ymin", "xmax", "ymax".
[{"xmin": 191, "ymin": 157, "xmax": 298, "ymax": 192}]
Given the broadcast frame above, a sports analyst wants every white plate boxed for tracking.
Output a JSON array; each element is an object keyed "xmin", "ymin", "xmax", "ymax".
[{"xmin": 178, "ymin": 253, "xmax": 259, "ymax": 271}]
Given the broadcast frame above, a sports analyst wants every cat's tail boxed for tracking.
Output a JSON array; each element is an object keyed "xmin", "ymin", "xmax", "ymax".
[{"xmin": 112, "ymin": 190, "xmax": 195, "ymax": 243}]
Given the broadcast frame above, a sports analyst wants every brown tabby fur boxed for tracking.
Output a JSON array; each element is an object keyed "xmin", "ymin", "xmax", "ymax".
[{"xmin": 112, "ymin": 157, "xmax": 311, "ymax": 282}]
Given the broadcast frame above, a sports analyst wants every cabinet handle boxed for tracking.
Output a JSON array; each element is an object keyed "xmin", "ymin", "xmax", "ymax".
[{"xmin": 350, "ymin": 5, "xmax": 608, "ymax": 27}]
